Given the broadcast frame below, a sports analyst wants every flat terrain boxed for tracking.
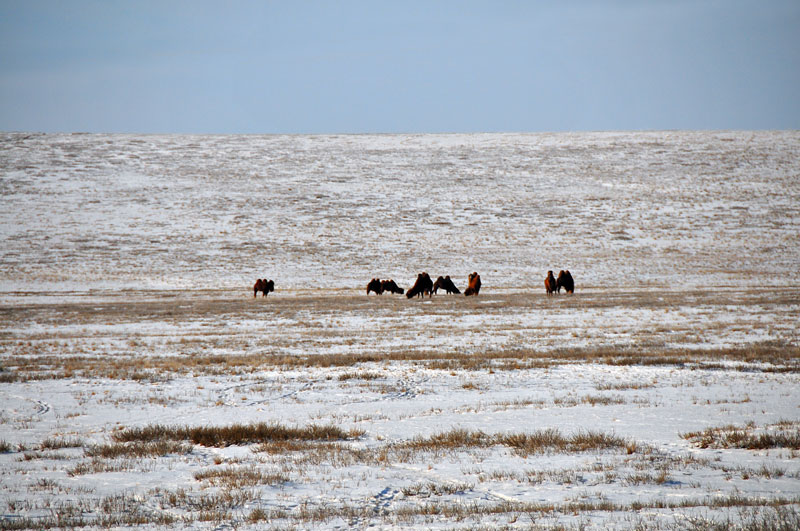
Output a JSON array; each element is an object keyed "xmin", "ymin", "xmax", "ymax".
[
  {"xmin": 1, "ymin": 131, "xmax": 798, "ymax": 529},
  {"xmin": 1, "ymin": 286, "xmax": 799, "ymax": 529}
]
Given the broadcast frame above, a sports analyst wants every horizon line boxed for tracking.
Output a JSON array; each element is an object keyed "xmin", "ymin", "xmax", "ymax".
[{"xmin": 3, "ymin": 128, "xmax": 798, "ymax": 136}]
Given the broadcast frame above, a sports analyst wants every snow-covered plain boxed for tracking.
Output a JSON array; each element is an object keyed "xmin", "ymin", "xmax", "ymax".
[{"xmin": 1, "ymin": 131, "xmax": 799, "ymax": 529}]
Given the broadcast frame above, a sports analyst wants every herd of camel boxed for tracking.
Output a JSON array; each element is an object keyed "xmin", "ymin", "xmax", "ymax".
[{"xmin": 253, "ymin": 270, "xmax": 574, "ymax": 298}]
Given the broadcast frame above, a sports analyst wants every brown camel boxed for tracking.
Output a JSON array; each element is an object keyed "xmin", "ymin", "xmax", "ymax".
[
  {"xmin": 407, "ymin": 272, "xmax": 433, "ymax": 298},
  {"xmin": 366, "ymin": 278, "xmax": 383, "ymax": 295},
  {"xmin": 381, "ymin": 279, "xmax": 405, "ymax": 294},
  {"xmin": 253, "ymin": 278, "xmax": 274, "ymax": 297},
  {"xmin": 432, "ymin": 275, "xmax": 461, "ymax": 295},
  {"xmin": 464, "ymin": 272, "xmax": 481, "ymax": 296},
  {"xmin": 544, "ymin": 271, "xmax": 557, "ymax": 295},
  {"xmin": 556, "ymin": 270, "xmax": 574, "ymax": 294}
]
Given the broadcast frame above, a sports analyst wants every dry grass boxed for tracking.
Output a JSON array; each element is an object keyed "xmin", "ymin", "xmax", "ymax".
[
  {"xmin": 66, "ymin": 458, "xmax": 149, "ymax": 476},
  {"xmin": 6, "ymin": 490, "xmax": 796, "ymax": 529},
  {"xmin": 2, "ymin": 288, "xmax": 798, "ymax": 384},
  {"xmin": 396, "ymin": 427, "xmax": 633, "ymax": 457},
  {"xmin": 244, "ymin": 427, "xmax": 638, "ymax": 468},
  {"xmin": 2, "ymin": 342, "xmax": 797, "ymax": 382},
  {"xmin": 682, "ymin": 421, "xmax": 800, "ymax": 450},
  {"xmin": 155, "ymin": 486, "xmax": 260, "ymax": 513},
  {"xmin": 231, "ymin": 493, "xmax": 800, "ymax": 525},
  {"xmin": 194, "ymin": 466, "xmax": 289, "ymax": 488},
  {"xmin": 338, "ymin": 370, "xmax": 382, "ymax": 381},
  {"xmin": 596, "ymin": 380, "xmax": 655, "ymax": 391},
  {"xmin": 0, "ymin": 512, "xmax": 178, "ymax": 530},
  {"xmin": 112, "ymin": 422, "xmax": 363, "ymax": 447},
  {"xmin": 85, "ymin": 441, "xmax": 193, "ymax": 458},
  {"xmin": 38, "ymin": 437, "xmax": 85, "ymax": 450},
  {"xmin": 680, "ymin": 506, "xmax": 800, "ymax": 531},
  {"xmin": 499, "ymin": 429, "xmax": 630, "ymax": 456}
]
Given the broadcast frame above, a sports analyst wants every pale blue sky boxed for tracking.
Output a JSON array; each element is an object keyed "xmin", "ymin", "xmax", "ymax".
[{"xmin": 1, "ymin": 1, "xmax": 798, "ymax": 133}]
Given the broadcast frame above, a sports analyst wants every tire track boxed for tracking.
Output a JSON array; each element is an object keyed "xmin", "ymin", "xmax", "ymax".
[{"xmin": 8, "ymin": 395, "xmax": 51, "ymax": 417}]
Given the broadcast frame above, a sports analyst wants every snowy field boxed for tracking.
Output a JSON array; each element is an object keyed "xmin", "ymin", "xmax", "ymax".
[{"xmin": 1, "ymin": 131, "xmax": 799, "ymax": 529}]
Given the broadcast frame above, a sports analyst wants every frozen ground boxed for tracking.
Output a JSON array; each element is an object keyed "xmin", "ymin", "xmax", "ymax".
[
  {"xmin": 1, "ymin": 131, "xmax": 799, "ymax": 293},
  {"xmin": 0, "ymin": 131, "xmax": 799, "ymax": 529}
]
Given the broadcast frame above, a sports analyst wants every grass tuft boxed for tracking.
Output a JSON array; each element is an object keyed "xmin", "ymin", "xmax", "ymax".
[
  {"xmin": 39, "ymin": 436, "xmax": 85, "ymax": 450},
  {"xmin": 399, "ymin": 427, "xmax": 632, "ymax": 457},
  {"xmin": 86, "ymin": 441, "xmax": 193, "ymax": 458},
  {"xmin": 682, "ymin": 422, "xmax": 800, "ymax": 450},
  {"xmin": 194, "ymin": 466, "xmax": 289, "ymax": 488},
  {"xmin": 112, "ymin": 422, "xmax": 363, "ymax": 447}
]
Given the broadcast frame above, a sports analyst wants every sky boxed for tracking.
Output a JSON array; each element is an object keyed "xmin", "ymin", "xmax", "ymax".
[{"xmin": 1, "ymin": 1, "xmax": 798, "ymax": 134}]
